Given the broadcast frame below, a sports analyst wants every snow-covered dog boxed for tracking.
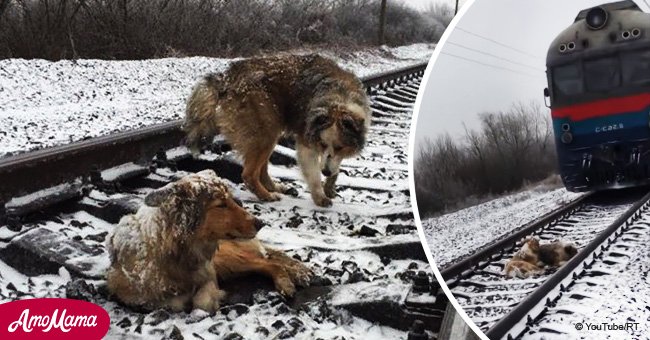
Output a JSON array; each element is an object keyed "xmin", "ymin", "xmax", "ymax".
[
  {"xmin": 106, "ymin": 170, "xmax": 263, "ymax": 312},
  {"xmin": 503, "ymin": 237, "xmax": 578, "ymax": 278},
  {"xmin": 183, "ymin": 54, "xmax": 371, "ymax": 207},
  {"xmin": 503, "ymin": 238, "xmax": 543, "ymax": 278}
]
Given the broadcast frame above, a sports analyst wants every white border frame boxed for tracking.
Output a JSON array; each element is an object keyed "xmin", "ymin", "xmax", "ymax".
[{"xmin": 407, "ymin": 1, "xmax": 492, "ymax": 339}]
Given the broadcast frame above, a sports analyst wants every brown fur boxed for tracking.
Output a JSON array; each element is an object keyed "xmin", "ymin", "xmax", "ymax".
[
  {"xmin": 503, "ymin": 238, "xmax": 542, "ymax": 278},
  {"xmin": 213, "ymin": 239, "xmax": 312, "ymax": 297},
  {"xmin": 183, "ymin": 54, "xmax": 371, "ymax": 207},
  {"xmin": 539, "ymin": 241, "xmax": 578, "ymax": 266},
  {"xmin": 511, "ymin": 237, "xmax": 540, "ymax": 264},
  {"xmin": 503, "ymin": 260, "xmax": 542, "ymax": 278},
  {"xmin": 106, "ymin": 170, "xmax": 263, "ymax": 312},
  {"xmin": 503, "ymin": 237, "xmax": 578, "ymax": 278}
]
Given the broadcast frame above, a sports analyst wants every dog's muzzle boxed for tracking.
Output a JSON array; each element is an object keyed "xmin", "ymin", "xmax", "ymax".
[{"xmin": 321, "ymin": 168, "xmax": 332, "ymax": 177}]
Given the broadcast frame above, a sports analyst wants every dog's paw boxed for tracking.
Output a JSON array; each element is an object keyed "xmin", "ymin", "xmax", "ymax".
[
  {"xmin": 260, "ymin": 192, "xmax": 282, "ymax": 202},
  {"xmin": 193, "ymin": 297, "xmax": 220, "ymax": 313},
  {"xmin": 271, "ymin": 182, "xmax": 286, "ymax": 193},
  {"xmin": 192, "ymin": 284, "xmax": 226, "ymax": 313},
  {"xmin": 274, "ymin": 277, "xmax": 296, "ymax": 297},
  {"xmin": 282, "ymin": 259, "xmax": 313, "ymax": 288},
  {"xmin": 291, "ymin": 267, "xmax": 313, "ymax": 288},
  {"xmin": 312, "ymin": 194, "xmax": 332, "ymax": 207}
]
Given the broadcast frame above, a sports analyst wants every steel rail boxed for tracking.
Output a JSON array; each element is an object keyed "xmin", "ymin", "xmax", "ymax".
[
  {"xmin": 486, "ymin": 189, "xmax": 650, "ymax": 340},
  {"xmin": 440, "ymin": 193, "xmax": 593, "ymax": 284},
  {"xmin": 0, "ymin": 64, "xmax": 439, "ymax": 337},
  {"xmin": 0, "ymin": 62, "xmax": 427, "ymax": 206}
]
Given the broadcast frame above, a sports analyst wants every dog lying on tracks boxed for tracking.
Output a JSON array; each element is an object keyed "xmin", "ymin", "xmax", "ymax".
[
  {"xmin": 183, "ymin": 54, "xmax": 371, "ymax": 207},
  {"xmin": 503, "ymin": 237, "xmax": 578, "ymax": 278},
  {"xmin": 106, "ymin": 170, "xmax": 311, "ymax": 312}
]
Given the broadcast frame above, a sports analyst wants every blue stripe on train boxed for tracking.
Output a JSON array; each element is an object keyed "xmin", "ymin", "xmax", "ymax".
[{"xmin": 552, "ymin": 104, "xmax": 650, "ymax": 148}]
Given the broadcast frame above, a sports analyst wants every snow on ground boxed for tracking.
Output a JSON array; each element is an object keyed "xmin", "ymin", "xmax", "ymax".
[
  {"xmin": 524, "ymin": 211, "xmax": 650, "ymax": 340},
  {"xmin": 422, "ymin": 185, "xmax": 584, "ymax": 269},
  {"xmin": 0, "ymin": 190, "xmax": 426, "ymax": 340},
  {"xmin": 0, "ymin": 43, "xmax": 433, "ymax": 158},
  {"xmin": 0, "ymin": 61, "xmax": 427, "ymax": 339}
]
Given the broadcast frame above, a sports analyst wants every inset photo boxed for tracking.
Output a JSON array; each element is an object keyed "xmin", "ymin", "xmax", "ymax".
[{"xmin": 412, "ymin": 0, "xmax": 650, "ymax": 339}]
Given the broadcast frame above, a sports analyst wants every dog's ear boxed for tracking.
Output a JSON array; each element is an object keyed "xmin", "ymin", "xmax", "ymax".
[
  {"xmin": 306, "ymin": 110, "xmax": 333, "ymax": 143},
  {"xmin": 144, "ymin": 186, "xmax": 175, "ymax": 207}
]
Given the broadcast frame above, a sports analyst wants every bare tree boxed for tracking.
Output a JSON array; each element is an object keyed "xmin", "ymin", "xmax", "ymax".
[
  {"xmin": 424, "ymin": 2, "xmax": 453, "ymax": 40},
  {"xmin": 0, "ymin": 0, "xmax": 10, "ymax": 18},
  {"xmin": 426, "ymin": 2, "xmax": 453, "ymax": 27},
  {"xmin": 415, "ymin": 101, "xmax": 558, "ymax": 217},
  {"xmin": 378, "ymin": 0, "xmax": 386, "ymax": 45},
  {"xmin": 0, "ymin": 0, "xmax": 442, "ymax": 59}
]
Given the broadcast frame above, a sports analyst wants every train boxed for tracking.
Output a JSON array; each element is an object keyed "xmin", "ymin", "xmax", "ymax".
[{"xmin": 545, "ymin": 0, "xmax": 650, "ymax": 191}]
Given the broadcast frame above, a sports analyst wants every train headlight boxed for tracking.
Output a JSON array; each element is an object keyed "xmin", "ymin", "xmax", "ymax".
[
  {"xmin": 561, "ymin": 131, "xmax": 573, "ymax": 144},
  {"xmin": 586, "ymin": 7, "xmax": 608, "ymax": 30},
  {"xmin": 561, "ymin": 123, "xmax": 571, "ymax": 132}
]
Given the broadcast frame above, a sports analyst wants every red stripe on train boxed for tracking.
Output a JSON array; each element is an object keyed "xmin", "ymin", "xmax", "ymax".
[{"xmin": 552, "ymin": 93, "xmax": 650, "ymax": 121}]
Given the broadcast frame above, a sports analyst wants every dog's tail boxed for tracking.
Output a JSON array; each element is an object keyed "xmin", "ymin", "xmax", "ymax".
[{"xmin": 182, "ymin": 73, "xmax": 223, "ymax": 155}]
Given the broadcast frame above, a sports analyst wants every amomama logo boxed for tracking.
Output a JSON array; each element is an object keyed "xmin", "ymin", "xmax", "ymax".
[{"xmin": 0, "ymin": 298, "xmax": 110, "ymax": 339}]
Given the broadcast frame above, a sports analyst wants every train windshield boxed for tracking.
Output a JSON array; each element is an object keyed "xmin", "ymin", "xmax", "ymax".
[
  {"xmin": 553, "ymin": 64, "xmax": 583, "ymax": 97},
  {"xmin": 584, "ymin": 57, "xmax": 620, "ymax": 92},
  {"xmin": 551, "ymin": 50, "xmax": 650, "ymax": 105},
  {"xmin": 622, "ymin": 50, "xmax": 650, "ymax": 86}
]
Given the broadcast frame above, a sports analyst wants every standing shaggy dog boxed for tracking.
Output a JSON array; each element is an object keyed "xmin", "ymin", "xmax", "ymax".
[
  {"xmin": 183, "ymin": 54, "xmax": 371, "ymax": 207},
  {"xmin": 106, "ymin": 170, "xmax": 264, "ymax": 312}
]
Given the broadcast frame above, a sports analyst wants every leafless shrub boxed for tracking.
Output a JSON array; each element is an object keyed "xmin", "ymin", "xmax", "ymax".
[
  {"xmin": 423, "ymin": 2, "xmax": 454, "ymax": 41},
  {"xmin": 0, "ymin": 0, "xmax": 444, "ymax": 60},
  {"xmin": 414, "ymin": 102, "xmax": 558, "ymax": 217},
  {"xmin": 424, "ymin": 2, "xmax": 454, "ymax": 28}
]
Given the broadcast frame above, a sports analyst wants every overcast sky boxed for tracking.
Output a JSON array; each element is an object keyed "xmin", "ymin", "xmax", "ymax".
[{"xmin": 413, "ymin": 0, "xmax": 650, "ymax": 148}]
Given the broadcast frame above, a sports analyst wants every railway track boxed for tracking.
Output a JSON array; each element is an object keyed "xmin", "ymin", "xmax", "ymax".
[
  {"xmin": 0, "ymin": 62, "xmax": 448, "ymax": 339},
  {"xmin": 440, "ymin": 187, "xmax": 650, "ymax": 339}
]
